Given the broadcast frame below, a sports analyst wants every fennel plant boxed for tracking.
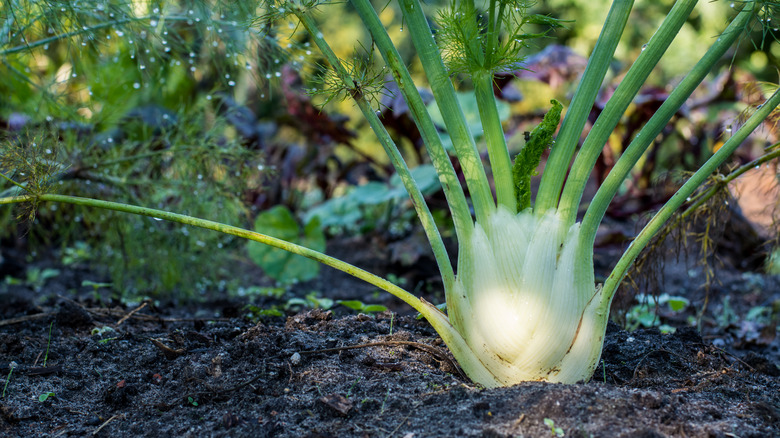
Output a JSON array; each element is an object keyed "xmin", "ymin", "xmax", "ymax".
[{"xmin": 2, "ymin": 0, "xmax": 780, "ymax": 387}]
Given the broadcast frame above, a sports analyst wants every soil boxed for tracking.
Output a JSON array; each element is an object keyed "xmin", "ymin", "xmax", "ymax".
[{"xmin": 1, "ymin": 228, "xmax": 779, "ymax": 437}]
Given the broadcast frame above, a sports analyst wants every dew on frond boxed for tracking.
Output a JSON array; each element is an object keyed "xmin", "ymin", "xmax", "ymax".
[
  {"xmin": 730, "ymin": 0, "xmax": 780, "ymax": 50},
  {"xmin": 737, "ymin": 81, "xmax": 780, "ymax": 134},
  {"xmin": 1, "ymin": 0, "xmax": 297, "ymax": 102},
  {"xmin": 1, "ymin": 101, "xmax": 267, "ymax": 295},
  {"xmin": 0, "ymin": 130, "xmax": 67, "ymax": 220}
]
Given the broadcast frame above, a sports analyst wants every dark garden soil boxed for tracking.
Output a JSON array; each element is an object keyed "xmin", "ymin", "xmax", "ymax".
[{"xmin": 1, "ymin": 226, "xmax": 779, "ymax": 437}]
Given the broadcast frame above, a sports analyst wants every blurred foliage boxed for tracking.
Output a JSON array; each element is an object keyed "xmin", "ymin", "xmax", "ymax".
[
  {"xmin": 0, "ymin": 0, "xmax": 286, "ymax": 120},
  {"xmin": 533, "ymin": 0, "xmax": 779, "ymax": 81},
  {"xmin": 303, "ymin": 164, "xmax": 442, "ymax": 235},
  {"xmin": 0, "ymin": 0, "xmax": 279, "ymax": 297},
  {"xmin": 1, "ymin": 107, "xmax": 264, "ymax": 296},
  {"xmin": 0, "ymin": 0, "xmax": 409, "ymax": 297},
  {"xmin": 624, "ymin": 293, "xmax": 691, "ymax": 334},
  {"xmin": 248, "ymin": 205, "xmax": 325, "ymax": 284},
  {"xmin": 1, "ymin": 0, "xmax": 778, "ymax": 301}
]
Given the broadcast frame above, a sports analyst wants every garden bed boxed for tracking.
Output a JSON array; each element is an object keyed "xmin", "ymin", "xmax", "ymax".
[{"xmin": 1, "ymin": 236, "xmax": 778, "ymax": 437}]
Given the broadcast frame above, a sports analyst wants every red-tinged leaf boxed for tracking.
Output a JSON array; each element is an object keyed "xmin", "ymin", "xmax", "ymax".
[{"xmin": 279, "ymin": 66, "xmax": 356, "ymax": 146}]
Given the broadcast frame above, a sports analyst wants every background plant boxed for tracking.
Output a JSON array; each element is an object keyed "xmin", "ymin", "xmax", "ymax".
[
  {"xmin": 0, "ymin": 0, "xmax": 443, "ymax": 297},
  {"xmin": 0, "ymin": 0, "xmax": 306, "ymax": 296}
]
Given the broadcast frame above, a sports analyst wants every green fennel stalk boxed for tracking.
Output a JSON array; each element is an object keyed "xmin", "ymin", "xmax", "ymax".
[
  {"xmin": 2, "ymin": 0, "xmax": 779, "ymax": 387},
  {"xmin": 535, "ymin": 0, "xmax": 635, "ymax": 214}
]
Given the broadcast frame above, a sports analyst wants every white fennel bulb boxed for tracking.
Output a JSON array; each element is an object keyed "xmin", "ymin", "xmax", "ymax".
[{"xmin": 446, "ymin": 208, "xmax": 606, "ymax": 386}]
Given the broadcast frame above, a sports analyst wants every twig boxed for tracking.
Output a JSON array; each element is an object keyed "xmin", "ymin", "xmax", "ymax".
[
  {"xmin": 0, "ymin": 308, "xmax": 234, "ymax": 327},
  {"xmin": 92, "ymin": 414, "xmax": 124, "ymax": 436},
  {"xmin": 671, "ymin": 369, "xmax": 734, "ymax": 393},
  {"xmin": 116, "ymin": 302, "xmax": 148, "ymax": 326},
  {"xmin": 0, "ymin": 313, "xmax": 51, "ymax": 326},
  {"xmin": 87, "ymin": 307, "xmax": 234, "ymax": 323},
  {"xmin": 707, "ymin": 345, "xmax": 756, "ymax": 371},
  {"xmin": 27, "ymin": 365, "xmax": 63, "ymax": 376},
  {"xmin": 387, "ymin": 410, "xmax": 413, "ymax": 438}
]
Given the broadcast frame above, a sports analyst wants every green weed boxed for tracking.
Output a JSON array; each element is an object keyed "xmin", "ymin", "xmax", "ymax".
[
  {"xmin": 544, "ymin": 418, "xmax": 565, "ymax": 437},
  {"xmin": 37, "ymin": 392, "xmax": 56, "ymax": 403}
]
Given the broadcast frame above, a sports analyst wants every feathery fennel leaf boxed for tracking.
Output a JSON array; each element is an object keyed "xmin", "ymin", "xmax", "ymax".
[{"xmin": 513, "ymin": 99, "xmax": 563, "ymax": 210}]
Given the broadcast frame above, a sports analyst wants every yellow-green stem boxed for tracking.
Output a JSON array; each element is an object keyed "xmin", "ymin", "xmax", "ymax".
[
  {"xmin": 398, "ymin": 0, "xmax": 496, "ymax": 223},
  {"xmin": 349, "ymin": 0, "xmax": 474, "ymax": 242},
  {"xmin": 535, "ymin": 0, "xmax": 634, "ymax": 214},
  {"xmin": 0, "ymin": 193, "xmax": 426, "ymax": 311},
  {"xmin": 473, "ymin": 70, "xmax": 516, "ymax": 213},
  {"xmin": 293, "ymin": 9, "xmax": 455, "ymax": 291},
  {"xmin": 601, "ymin": 87, "xmax": 780, "ymax": 303},
  {"xmin": 558, "ymin": 0, "xmax": 699, "ymax": 227},
  {"xmin": 579, "ymin": 2, "xmax": 754, "ymax": 252}
]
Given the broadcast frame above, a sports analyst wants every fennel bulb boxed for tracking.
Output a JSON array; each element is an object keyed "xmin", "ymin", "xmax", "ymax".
[{"xmin": 447, "ymin": 209, "xmax": 606, "ymax": 385}]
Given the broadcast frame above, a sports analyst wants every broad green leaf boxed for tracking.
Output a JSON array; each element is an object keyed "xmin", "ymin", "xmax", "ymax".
[
  {"xmin": 248, "ymin": 206, "xmax": 325, "ymax": 283},
  {"xmin": 362, "ymin": 304, "xmax": 389, "ymax": 313},
  {"xmin": 349, "ymin": 182, "xmax": 395, "ymax": 205},
  {"xmin": 390, "ymin": 164, "xmax": 441, "ymax": 196},
  {"xmin": 305, "ymin": 195, "xmax": 363, "ymax": 230},
  {"xmin": 339, "ymin": 300, "xmax": 366, "ymax": 311},
  {"xmin": 666, "ymin": 297, "xmax": 689, "ymax": 312},
  {"xmin": 746, "ymin": 306, "xmax": 768, "ymax": 322},
  {"xmin": 304, "ymin": 164, "xmax": 442, "ymax": 232}
]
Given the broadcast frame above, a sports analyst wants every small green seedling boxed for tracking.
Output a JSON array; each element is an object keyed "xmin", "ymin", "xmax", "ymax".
[
  {"xmin": 244, "ymin": 304, "xmax": 285, "ymax": 320},
  {"xmin": 37, "ymin": 392, "xmax": 56, "ymax": 403},
  {"xmin": 285, "ymin": 292, "xmax": 334, "ymax": 311},
  {"xmin": 187, "ymin": 396, "xmax": 199, "ymax": 407},
  {"xmin": 237, "ymin": 286, "xmax": 286, "ymax": 299},
  {"xmin": 82, "ymin": 280, "xmax": 113, "ymax": 300},
  {"xmin": 766, "ymin": 247, "xmax": 780, "ymax": 275},
  {"xmin": 544, "ymin": 418, "xmax": 565, "ymax": 437},
  {"xmin": 4, "ymin": 267, "xmax": 60, "ymax": 292},
  {"xmin": 91, "ymin": 326, "xmax": 118, "ymax": 344},
  {"xmin": 346, "ymin": 377, "xmax": 361, "ymax": 399},
  {"xmin": 2, "ymin": 361, "xmax": 16, "ymax": 399},
  {"xmin": 43, "ymin": 321, "xmax": 53, "ymax": 368},
  {"xmin": 717, "ymin": 296, "xmax": 740, "ymax": 328},
  {"xmin": 244, "ymin": 292, "xmax": 382, "ymax": 320},
  {"xmin": 97, "ymin": 338, "xmax": 118, "ymax": 345},
  {"xmin": 625, "ymin": 294, "xmax": 690, "ymax": 333},
  {"xmin": 91, "ymin": 326, "xmax": 116, "ymax": 337},
  {"xmin": 62, "ymin": 242, "xmax": 94, "ymax": 266}
]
